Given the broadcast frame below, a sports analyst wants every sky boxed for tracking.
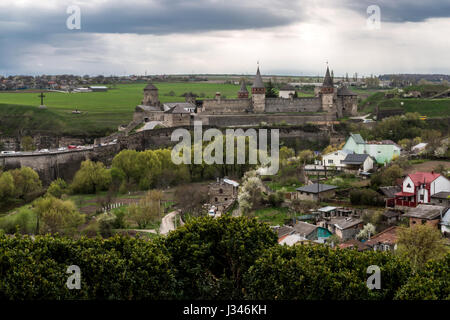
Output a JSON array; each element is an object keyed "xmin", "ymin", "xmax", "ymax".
[{"xmin": 1, "ymin": 0, "xmax": 449, "ymax": 76}]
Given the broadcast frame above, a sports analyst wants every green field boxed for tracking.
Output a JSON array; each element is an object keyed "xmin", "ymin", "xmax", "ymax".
[
  {"xmin": 378, "ymin": 98, "xmax": 450, "ymax": 117},
  {"xmin": 0, "ymin": 82, "xmax": 246, "ymax": 137}
]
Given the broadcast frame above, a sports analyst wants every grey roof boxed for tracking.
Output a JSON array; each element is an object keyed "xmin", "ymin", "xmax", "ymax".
[
  {"xmin": 322, "ymin": 66, "xmax": 333, "ymax": 88},
  {"xmin": 337, "ymin": 86, "xmax": 357, "ymax": 96},
  {"xmin": 431, "ymin": 192, "xmax": 450, "ymax": 199},
  {"xmin": 163, "ymin": 102, "xmax": 195, "ymax": 112},
  {"xmin": 349, "ymin": 133, "xmax": 365, "ymax": 144},
  {"xmin": 163, "ymin": 103, "xmax": 193, "ymax": 114},
  {"xmin": 379, "ymin": 186, "xmax": 402, "ymax": 198},
  {"xmin": 328, "ymin": 217, "xmax": 363, "ymax": 230},
  {"xmin": 135, "ymin": 105, "xmax": 162, "ymax": 112},
  {"xmin": 293, "ymin": 221, "xmax": 318, "ymax": 236},
  {"xmin": 403, "ymin": 204, "xmax": 446, "ymax": 220},
  {"xmin": 144, "ymin": 83, "xmax": 158, "ymax": 90},
  {"xmin": 239, "ymin": 80, "xmax": 248, "ymax": 93},
  {"xmin": 276, "ymin": 225, "xmax": 294, "ymax": 238},
  {"xmin": 296, "ymin": 183, "xmax": 338, "ymax": 194},
  {"xmin": 252, "ymin": 67, "xmax": 264, "ymax": 88},
  {"xmin": 342, "ymin": 153, "xmax": 370, "ymax": 164}
]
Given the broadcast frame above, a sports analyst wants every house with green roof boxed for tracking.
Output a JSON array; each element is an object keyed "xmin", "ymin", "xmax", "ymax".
[{"xmin": 342, "ymin": 133, "xmax": 401, "ymax": 164}]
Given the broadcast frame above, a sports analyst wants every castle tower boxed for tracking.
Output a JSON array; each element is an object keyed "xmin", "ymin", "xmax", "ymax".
[
  {"xmin": 237, "ymin": 79, "xmax": 249, "ymax": 99},
  {"xmin": 251, "ymin": 66, "xmax": 266, "ymax": 113},
  {"xmin": 320, "ymin": 66, "xmax": 337, "ymax": 115},
  {"xmin": 142, "ymin": 83, "xmax": 160, "ymax": 106}
]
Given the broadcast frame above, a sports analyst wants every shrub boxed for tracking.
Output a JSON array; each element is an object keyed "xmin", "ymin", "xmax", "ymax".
[
  {"xmin": 0, "ymin": 234, "xmax": 176, "ymax": 299},
  {"xmin": 350, "ymin": 189, "xmax": 384, "ymax": 206},
  {"xmin": 46, "ymin": 178, "xmax": 69, "ymax": 198},
  {"xmin": 0, "ymin": 207, "xmax": 37, "ymax": 234}
]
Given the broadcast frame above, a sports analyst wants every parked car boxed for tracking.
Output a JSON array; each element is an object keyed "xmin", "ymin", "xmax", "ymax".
[
  {"xmin": 39, "ymin": 149, "xmax": 49, "ymax": 153},
  {"xmin": 57, "ymin": 147, "xmax": 67, "ymax": 151},
  {"xmin": 208, "ymin": 206, "xmax": 217, "ymax": 217},
  {"xmin": 67, "ymin": 145, "xmax": 77, "ymax": 149},
  {"xmin": 1, "ymin": 151, "xmax": 15, "ymax": 155}
]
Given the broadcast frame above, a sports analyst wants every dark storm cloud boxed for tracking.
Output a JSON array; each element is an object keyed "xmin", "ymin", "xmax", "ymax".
[
  {"xmin": 0, "ymin": 0, "xmax": 303, "ymax": 37},
  {"xmin": 343, "ymin": 0, "xmax": 450, "ymax": 22}
]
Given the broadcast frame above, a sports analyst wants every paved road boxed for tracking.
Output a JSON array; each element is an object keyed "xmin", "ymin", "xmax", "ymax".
[{"xmin": 159, "ymin": 210, "xmax": 182, "ymax": 235}]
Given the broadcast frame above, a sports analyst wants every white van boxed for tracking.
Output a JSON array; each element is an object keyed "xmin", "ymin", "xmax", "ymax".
[{"xmin": 1, "ymin": 151, "xmax": 15, "ymax": 155}]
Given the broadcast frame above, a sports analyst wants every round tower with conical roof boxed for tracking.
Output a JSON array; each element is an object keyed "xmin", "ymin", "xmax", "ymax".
[
  {"xmin": 252, "ymin": 66, "xmax": 266, "ymax": 113},
  {"xmin": 142, "ymin": 83, "xmax": 160, "ymax": 106},
  {"xmin": 320, "ymin": 66, "xmax": 337, "ymax": 114},
  {"xmin": 238, "ymin": 79, "xmax": 249, "ymax": 99}
]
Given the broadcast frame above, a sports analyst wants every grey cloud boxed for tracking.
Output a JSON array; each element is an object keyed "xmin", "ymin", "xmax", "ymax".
[{"xmin": 343, "ymin": 0, "xmax": 450, "ymax": 22}]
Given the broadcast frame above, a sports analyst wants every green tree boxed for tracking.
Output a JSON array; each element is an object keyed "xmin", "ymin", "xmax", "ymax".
[
  {"xmin": 10, "ymin": 167, "xmax": 42, "ymax": 198},
  {"xmin": 111, "ymin": 150, "xmax": 140, "ymax": 184},
  {"xmin": 265, "ymin": 79, "xmax": 278, "ymax": 98},
  {"xmin": 71, "ymin": 160, "xmax": 112, "ymax": 194},
  {"xmin": 46, "ymin": 178, "xmax": 69, "ymax": 198},
  {"xmin": 396, "ymin": 224, "xmax": 447, "ymax": 271},
  {"xmin": 20, "ymin": 136, "xmax": 35, "ymax": 151},
  {"xmin": 0, "ymin": 171, "xmax": 15, "ymax": 201},
  {"xmin": 128, "ymin": 190, "xmax": 163, "ymax": 229},
  {"xmin": 244, "ymin": 244, "xmax": 411, "ymax": 300},
  {"xmin": 33, "ymin": 196, "xmax": 85, "ymax": 235},
  {"xmin": 164, "ymin": 215, "xmax": 278, "ymax": 299}
]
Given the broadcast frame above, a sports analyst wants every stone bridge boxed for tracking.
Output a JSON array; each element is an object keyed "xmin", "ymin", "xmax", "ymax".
[{"xmin": 0, "ymin": 145, "xmax": 120, "ymax": 185}]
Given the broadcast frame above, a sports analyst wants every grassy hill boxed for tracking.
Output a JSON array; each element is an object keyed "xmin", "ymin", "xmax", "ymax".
[
  {"xmin": 377, "ymin": 98, "xmax": 450, "ymax": 117},
  {"xmin": 0, "ymin": 82, "xmax": 246, "ymax": 137}
]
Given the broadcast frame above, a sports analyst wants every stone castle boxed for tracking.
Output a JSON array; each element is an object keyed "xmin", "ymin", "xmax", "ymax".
[{"xmin": 133, "ymin": 65, "xmax": 358, "ymax": 128}]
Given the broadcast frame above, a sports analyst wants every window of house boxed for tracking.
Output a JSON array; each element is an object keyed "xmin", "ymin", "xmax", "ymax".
[
  {"xmin": 215, "ymin": 197, "xmax": 218, "ymax": 202},
  {"xmin": 420, "ymin": 194, "xmax": 424, "ymax": 201},
  {"xmin": 224, "ymin": 198, "xmax": 227, "ymax": 201},
  {"xmin": 219, "ymin": 189, "xmax": 223, "ymax": 194},
  {"xmin": 407, "ymin": 183, "xmax": 411, "ymax": 188},
  {"xmin": 328, "ymin": 159, "xmax": 333, "ymax": 164},
  {"xmin": 421, "ymin": 219, "xmax": 426, "ymax": 225},
  {"xmin": 412, "ymin": 220, "xmax": 416, "ymax": 224}
]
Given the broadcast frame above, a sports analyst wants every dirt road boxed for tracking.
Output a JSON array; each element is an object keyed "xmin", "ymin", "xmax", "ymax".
[{"xmin": 159, "ymin": 210, "xmax": 181, "ymax": 235}]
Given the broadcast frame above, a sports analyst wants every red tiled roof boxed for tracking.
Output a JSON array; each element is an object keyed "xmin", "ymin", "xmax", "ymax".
[
  {"xmin": 366, "ymin": 226, "xmax": 399, "ymax": 246},
  {"xmin": 408, "ymin": 172, "xmax": 441, "ymax": 186},
  {"xmin": 338, "ymin": 239, "xmax": 370, "ymax": 251}
]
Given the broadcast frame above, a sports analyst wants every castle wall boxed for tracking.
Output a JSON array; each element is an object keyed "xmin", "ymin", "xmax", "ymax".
[
  {"xmin": 337, "ymin": 96, "xmax": 358, "ymax": 116},
  {"xmin": 164, "ymin": 113, "xmax": 191, "ymax": 127},
  {"xmin": 264, "ymin": 97, "xmax": 321, "ymax": 113},
  {"xmin": 194, "ymin": 114, "xmax": 336, "ymax": 127},
  {"xmin": 201, "ymin": 98, "xmax": 251, "ymax": 114}
]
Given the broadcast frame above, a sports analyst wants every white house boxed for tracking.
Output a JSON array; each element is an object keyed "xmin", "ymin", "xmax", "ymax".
[
  {"xmin": 321, "ymin": 149, "xmax": 353, "ymax": 169},
  {"xmin": 279, "ymin": 84, "xmax": 296, "ymax": 98},
  {"xmin": 341, "ymin": 153, "xmax": 375, "ymax": 173}
]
